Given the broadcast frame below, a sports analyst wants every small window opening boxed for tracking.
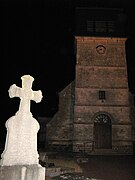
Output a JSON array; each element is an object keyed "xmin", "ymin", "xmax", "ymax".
[{"xmin": 99, "ymin": 90, "xmax": 106, "ymax": 102}]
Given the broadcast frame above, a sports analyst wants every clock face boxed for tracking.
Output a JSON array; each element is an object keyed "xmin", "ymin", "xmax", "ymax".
[
  {"xmin": 96, "ymin": 45, "xmax": 106, "ymax": 54},
  {"xmin": 94, "ymin": 114, "xmax": 111, "ymax": 124}
]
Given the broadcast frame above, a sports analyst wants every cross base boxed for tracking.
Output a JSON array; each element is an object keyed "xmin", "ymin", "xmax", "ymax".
[{"xmin": 0, "ymin": 165, "xmax": 45, "ymax": 180}]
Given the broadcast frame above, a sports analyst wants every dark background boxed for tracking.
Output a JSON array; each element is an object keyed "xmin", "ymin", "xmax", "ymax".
[{"xmin": 0, "ymin": 0, "xmax": 135, "ymax": 143}]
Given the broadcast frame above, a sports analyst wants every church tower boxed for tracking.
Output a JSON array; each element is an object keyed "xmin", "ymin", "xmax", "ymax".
[
  {"xmin": 46, "ymin": 7, "xmax": 133, "ymax": 155},
  {"xmin": 73, "ymin": 8, "xmax": 133, "ymax": 154}
]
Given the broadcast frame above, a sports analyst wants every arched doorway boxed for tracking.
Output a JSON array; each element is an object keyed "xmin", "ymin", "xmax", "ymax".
[{"xmin": 94, "ymin": 113, "xmax": 112, "ymax": 149}]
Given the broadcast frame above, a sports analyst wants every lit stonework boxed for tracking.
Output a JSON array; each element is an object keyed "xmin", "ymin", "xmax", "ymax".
[
  {"xmin": 46, "ymin": 36, "xmax": 133, "ymax": 155},
  {"xmin": 46, "ymin": 8, "xmax": 133, "ymax": 155},
  {"xmin": 73, "ymin": 37, "xmax": 133, "ymax": 154}
]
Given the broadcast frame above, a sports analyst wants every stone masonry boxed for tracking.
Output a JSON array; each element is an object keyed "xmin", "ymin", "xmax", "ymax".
[
  {"xmin": 46, "ymin": 37, "xmax": 133, "ymax": 155},
  {"xmin": 73, "ymin": 36, "xmax": 133, "ymax": 154}
]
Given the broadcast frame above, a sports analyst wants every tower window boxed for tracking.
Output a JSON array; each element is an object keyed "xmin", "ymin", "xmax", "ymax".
[{"xmin": 99, "ymin": 90, "xmax": 106, "ymax": 101}]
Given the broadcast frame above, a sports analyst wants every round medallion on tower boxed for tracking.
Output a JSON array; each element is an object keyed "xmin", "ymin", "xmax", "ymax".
[{"xmin": 96, "ymin": 45, "xmax": 106, "ymax": 54}]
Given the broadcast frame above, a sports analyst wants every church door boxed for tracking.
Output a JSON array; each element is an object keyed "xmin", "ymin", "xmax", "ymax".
[{"xmin": 94, "ymin": 114, "xmax": 112, "ymax": 149}]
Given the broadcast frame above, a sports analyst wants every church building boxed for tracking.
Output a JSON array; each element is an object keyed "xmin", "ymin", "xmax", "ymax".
[{"xmin": 46, "ymin": 7, "xmax": 134, "ymax": 155}]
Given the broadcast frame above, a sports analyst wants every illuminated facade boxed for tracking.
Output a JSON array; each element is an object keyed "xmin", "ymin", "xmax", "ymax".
[
  {"xmin": 46, "ymin": 8, "xmax": 133, "ymax": 154},
  {"xmin": 73, "ymin": 36, "xmax": 133, "ymax": 154}
]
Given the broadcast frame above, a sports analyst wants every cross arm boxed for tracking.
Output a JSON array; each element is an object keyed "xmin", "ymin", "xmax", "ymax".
[
  {"xmin": 32, "ymin": 90, "xmax": 43, "ymax": 103},
  {"xmin": 8, "ymin": 84, "xmax": 21, "ymax": 98}
]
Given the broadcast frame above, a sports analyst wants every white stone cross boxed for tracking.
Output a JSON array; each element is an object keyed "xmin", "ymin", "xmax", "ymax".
[
  {"xmin": 0, "ymin": 75, "xmax": 43, "ymax": 166},
  {"xmin": 9, "ymin": 75, "xmax": 43, "ymax": 114}
]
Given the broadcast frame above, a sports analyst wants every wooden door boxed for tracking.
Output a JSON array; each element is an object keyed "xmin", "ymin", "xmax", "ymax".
[{"xmin": 94, "ymin": 114, "xmax": 112, "ymax": 149}]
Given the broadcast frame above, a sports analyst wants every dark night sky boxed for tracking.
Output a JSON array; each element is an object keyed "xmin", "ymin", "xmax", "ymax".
[{"xmin": 0, "ymin": 0, "xmax": 135, "ymax": 141}]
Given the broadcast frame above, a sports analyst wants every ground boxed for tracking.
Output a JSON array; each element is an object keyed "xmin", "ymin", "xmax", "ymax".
[{"xmin": 40, "ymin": 152, "xmax": 135, "ymax": 180}]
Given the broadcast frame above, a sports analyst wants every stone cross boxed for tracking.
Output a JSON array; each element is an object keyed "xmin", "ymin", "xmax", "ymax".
[
  {"xmin": 9, "ymin": 75, "xmax": 42, "ymax": 114},
  {"xmin": 0, "ymin": 75, "xmax": 43, "ymax": 166}
]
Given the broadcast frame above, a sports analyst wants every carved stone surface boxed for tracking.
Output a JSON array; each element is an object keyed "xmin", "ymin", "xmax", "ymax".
[{"xmin": 0, "ymin": 75, "xmax": 43, "ymax": 166}]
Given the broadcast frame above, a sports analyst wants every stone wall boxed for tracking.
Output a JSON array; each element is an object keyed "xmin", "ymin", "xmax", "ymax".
[
  {"xmin": 73, "ymin": 37, "xmax": 133, "ymax": 154},
  {"xmin": 46, "ymin": 37, "xmax": 133, "ymax": 155},
  {"xmin": 46, "ymin": 82, "xmax": 74, "ymax": 152}
]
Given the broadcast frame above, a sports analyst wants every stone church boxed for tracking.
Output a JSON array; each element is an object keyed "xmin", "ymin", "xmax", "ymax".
[{"xmin": 45, "ymin": 8, "xmax": 135, "ymax": 155}]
